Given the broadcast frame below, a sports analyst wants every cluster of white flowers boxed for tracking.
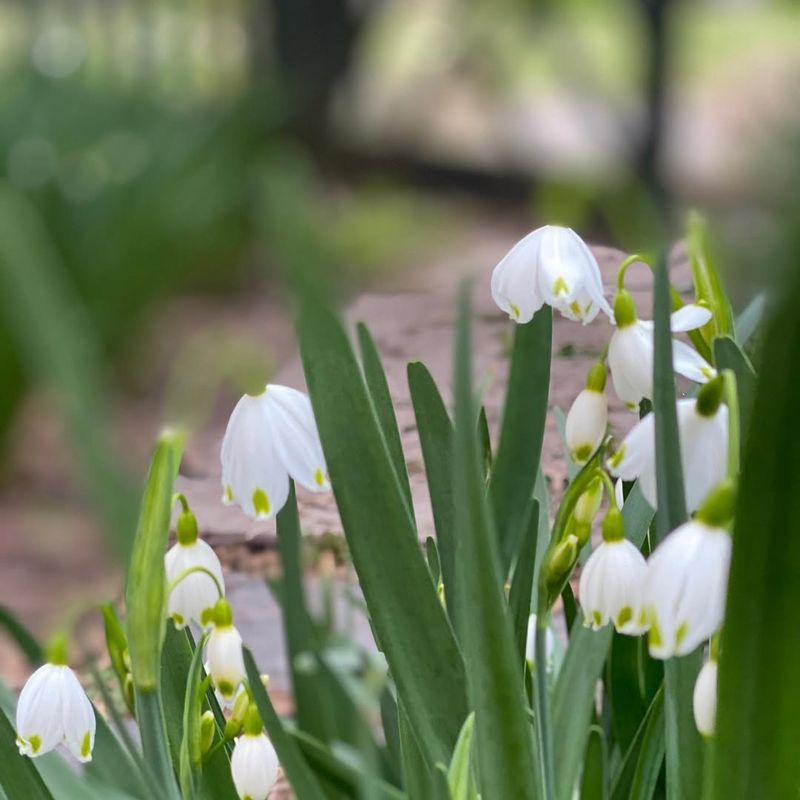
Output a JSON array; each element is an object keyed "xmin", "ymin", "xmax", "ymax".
[{"xmin": 492, "ymin": 224, "xmax": 731, "ymax": 737}]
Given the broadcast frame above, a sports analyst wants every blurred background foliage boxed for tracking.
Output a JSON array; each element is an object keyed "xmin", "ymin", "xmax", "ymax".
[{"xmin": 0, "ymin": 0, "xmax": 798, "ymax": 449}]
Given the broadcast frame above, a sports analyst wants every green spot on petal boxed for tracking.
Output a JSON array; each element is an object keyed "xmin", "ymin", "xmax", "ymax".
[
  {"xmin": 609, "ymin": 446, "xmax": 626, "ymax": 469},
  {"xmin": 592, "ymin": 610, "xmax": 603, "ymax": 628},
  {"xmin": 80, "ymin": 732, "xmax": 91, "ymax": 759},
  {"xmin": 509, "ymin": 301, "xmax": 520, "ymax": 320},
  {"xmin": 29, "ymin": 734, "xmax": 41, "ymax": 754},
  {"xmin": 553, "ymin": 277, "xmax": 570, "ymax": 296},
  {"xmin": 217, "ymin": 680, "xmax": 236, "ymax": 697},
  {"xmin": 675, "ymin": 622, "xmax": 689, "ymax": 647},
  {"xmin": 200, "ymin": 607, "xmax": 215, "ymax": 627},
  {"xmin": 616, "ymin": 606, "xmax": 633, "ymax": 628},
  {"xmin": 224, "ymin": 485, "xmax": 233, "ymax": 503},
  {"xmin": 648, "ymin": 616, "xmax": 663, "ymax": 650},
  {"xmin": 572, "ymin": 444, "xmax": 593, "ymax": 464},
  {"xmin": 569, "ymin": 300, "xmax": 582, "ymax": 317},
  {"xmin": 171, "ymin": 612, "xmax": 184, "ymax": 627},
  {"xmin": 314, "ymin": 468, "xmax": 325, "ymax": 487},
  {"xmin": 252, "ymin": 489, "xmax": 270, "ymax": 517}
]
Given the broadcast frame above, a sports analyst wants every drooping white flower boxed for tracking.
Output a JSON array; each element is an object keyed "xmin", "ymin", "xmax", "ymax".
[
  {"xmin": 525, "ymin": 614, "xmax": 555, "ymax": 671},
  {"xmin": 693, "ymin": 658, "xmax": 718, "ymax": 737},
  {"xmin": 565, "ymin": 363, "xmax": 608, "ymax": 464},
  {"xmin": 221, "ymin": 384, "xmax": 330, "ymax": 521},
  {"xmin": 607, "ymin": 379, "xmax": 728, "ymax": 512},
  {"xmin": 16, "ymin": 658, "xmax": 96, "ymax": 762},
  {"xmin": 643, "ymin": 519, "xmax": 731, "ymax": 658},
  {"xmin": 231, "ymin": 705, "xmax": 279, "ymax": 800},
  {"xmin": 206, "ymin": 601, "xmax": 246, "ymax": 706},
  {"xmin": 491, "ymin": 225, "xmax": 612, "ymax": 324},
  {"xmin": 165, "ymin": 507, "xmax": 224, "ymax": 629},
  {"xmin": 578, "ymin": 509, "xmax": 648, "ymax": 635},
  {"xmin": 608, "ymin": 291, "xmax": 715, "ymax": 410}
]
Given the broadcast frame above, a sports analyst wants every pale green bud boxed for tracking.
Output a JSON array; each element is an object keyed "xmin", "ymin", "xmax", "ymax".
[
  {"xmin": 601, "ymin": 507, "xmax": 625, "ymax": 543},
  {"xmin": 200, "ymin": 710, "xmax": 216, "ymax": 755},
  {"xmin": 613, "ymin": 289, "xmax": 637, "ymax": 328}
]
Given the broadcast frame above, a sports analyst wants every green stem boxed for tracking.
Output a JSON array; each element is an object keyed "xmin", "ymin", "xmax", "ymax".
[
  {"xmin": 616, "ymin": 253, "xmax": 651, "ymax": 289},
  {"xmin": 172, "ymin": 493, "xmax": 190, "ymax": 514},
  {"xmin": 167, "ymin": 565, "xmax": 224, "ymax": 599},
  {"xmin": 534, "ymin": 610, "xmax": 556, "ymax": 800},
  {"xmin": 595, "ymin": 468, "xmax": 619, "ymax": 511},
  {"xmin": 722, "ymin": 369, "xmax": 740, "ymax": 480},
  {"xmin": 136, "ymin": 689, "xmax": 181, "ymax": 800}
]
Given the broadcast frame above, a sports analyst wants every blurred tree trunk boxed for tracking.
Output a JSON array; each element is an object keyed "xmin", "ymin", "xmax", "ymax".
[
  {"xmin": 248, "ymin": 0, "xmax": 369, "ymax": 146},
  {"xmin": 636, "ymin": 0, "xmax": 673, "ymax": 216}
]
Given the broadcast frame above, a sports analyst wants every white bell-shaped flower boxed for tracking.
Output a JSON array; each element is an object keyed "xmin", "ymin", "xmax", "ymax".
[
  {"xmin": 578, "ymin": 508, "xmax": 648, "ymax": 635},
  {"xmin": 608, "ymin": 290, "xmax": 715, "ymax": 410},
  {"xmin": 491, "ymin": 225, "xmax": 612, "ymax": 324},
  {"xmin": 565, "ymin": 363, "xmax": 608, "ymax": 464},
  {"xmin": 165, "ymin": 505, "xmax": 224, "ymax": 629},
  {"xmin": 607, "ymin": 378, "xmax": 728, "ymax": 512},
  {"xmin": 206, "ymin": 600, "xmax": 246, "ymax": 706},
  {"xmin": 643, "ymin": 512, "xmax": 731, "ymax": 659},
  {"xmin": 231, "ymin": 705, "xmax": 279, "ymax": 800},
  {"xmin": 693, "ymin": 657, "xmax": 718, "ymax": 737},
  {"xmin": 221, "ymin": 384, "xmax": 330, "ymax": 521},
  {"xmin": 16, "ymin": 642, "xmax": 96, "ymax": 762},
  {"xmin": 525, "ymin": 614, "xmax": 555, "ymax": 671}
]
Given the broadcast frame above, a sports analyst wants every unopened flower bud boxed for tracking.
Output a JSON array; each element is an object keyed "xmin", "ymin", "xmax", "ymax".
[
  {"xmin": 545, "ymin": 534, "xmax": 579, "ymax": 588},
  {"xmin": 693, "ymin": 657, "xmax": 718, "ymax": 737},
  {"xmin": 566, "ymin": 365, "xmax": 608, "ymax": 465},
  {"xmin": 200, "ymin": 710, "xmax": 216, "ymax": 755},
  {"xmin": 573, "ymin": 477, "xmax": 604, "ymax": 546},
  {"xmin": 224, "ymin": 688, "xmax": 250, "ymax": 740}
]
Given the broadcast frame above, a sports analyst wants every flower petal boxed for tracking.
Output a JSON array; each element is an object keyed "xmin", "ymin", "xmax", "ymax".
[
  {"xmin": 490, "ymin": 230, "xmax": 545, "ymax": 323},
  {"xmin": 15, "ymin": 664, "xmax": 65, "ymax": 757},
  {"xmin": 672, "ymin": 339, "xmax": 716, "ymax": 384},
  {"xmin": 565, "ymin": 389, "xmax": 607, "ymax": 464},
  {"xmin": 221, "ymin": 393, "xmax": 290, "ymax": 520},
  {"xmin": 165, "ymin": 540, "xmax": 225, "ymax": 629},
  {"xmin": 231, "ymin": 733, "xmax": 279, "ymax": 800},
  {"xmin": 60, "ymin": 668, "xmax": 96, "ymax": 763},
  {"xmin": 537, "ymin": 226, "xmax": 592, "ymax": 305},
  {"xmin": 608, "ymin": 324, "xmax": 653, "ymax": 408},
  {"xmin": 679, "ymin": 402, "xmax": 728, "ymax": 513},
  {"xmin": 670, "ymin": 304, "xmax": 712, "ymax": 332},
  {"xmin": 607, "ymin": 412, "xmax": 655, "ymax": 481},
  {"xmin": 264, "ymin": 385, "xmax": 330, "ymax": 493}
]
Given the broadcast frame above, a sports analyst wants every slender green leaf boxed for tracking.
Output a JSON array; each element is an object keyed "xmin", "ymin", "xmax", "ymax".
[
  {"xmin": 713, "ymin": 337, "xmax": 756, "ymax": 438},
  {"xmin": 652, "ymin": 255, "xmax": 703, "ymax": 799},
  {"xmin": 399, "ymin": 705, "xmax": 437, "ymax": 800},
  {"xmin": 453, "ymin": 283, "xmax": 538, "ymax": 800},
  {"xmin": 160, "ymin": 628, "xmax": 238, "ymax": 799},
  {"xmin": 0, "ymin": 605, "xmax": 42, "ymax": 667},
  {"xmin": 292, "ymin": 729, "xmax": 407, "ymax": 800},
  {"xmin": 552, "ymin": 485, "xmax": 653, "ymax": 800},
  {"xmin": 178, "ymin": 633, "xmax": 208, "ymax": 799},
  {"xmin": 579, "ymin": 727, "xmax": 607, "ymax": 800},
  {"xmin": 244, "ymin": 648, "xmax": 327, "ymax": 800},
  {"xmin": 476, "ymin": 405, "xmax": 493, "ymax": 478},
  {"xmin": 448, "ymin": 713, "xmax": 477, "ymax": 800},
  {"xmin": 297, "ymin": 292, "xmax": 468, "ymax": 765},
  {"xmin": 733, "ymin": 294, "xmax": 765, "ymax": 346},
  {"xmin": 425, "ymin": 536, "xmax": 441, "ymax": 587},
  {"xmin": 379, "ymin": 686, "xmax": 403, "ymax": 786},
  {"xmin": 508, "ymin": 500, "xmax": 539, "ymax": 664},
  {"xmin": 357, "ymin": 322, "xmax": 414, "ymax": 518},
  {"xmin": 710, "ymin": 270, "xmax": 800, "ymax": 799},
  {"xmin": 407, "ymin": 361, "xmax": 457, "ymax": 611},
  {"xmin": 610, "ymin": 686, "xmax": 664, "ymax": 800},
  {"xmin": 489, "ymin": 306, "xmax": 552, "ymax": 572},
  {"xmin": 0, "ymin": 701, "xmax": 53, "ymax": 800},
  {"xmin": 0, "ymin": 186, "xmax": 135, "ymax": 559},
  {"xmin": 608, "ymin": 632, "xmax": 647, "ymax": 753}
]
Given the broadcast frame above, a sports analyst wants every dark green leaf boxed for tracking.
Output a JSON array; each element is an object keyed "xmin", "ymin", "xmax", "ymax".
[
  {"xmin": 579, "ymin": 727, "xmax": 607, "ymax": 800},
  {"xmin": 407, "ymin": 361, "xmax": 457, "ymax": 614},
  {"xmin": 608, "ymin": 632, "xmax": 648, "ymax": 753},
  {"xmin": 489, "ymin": 306, "xmax": 552, "ymax": 572},
  {"xmin": 0, "ymin": 703, "xmax": 53, "ymax": 800},
  {"xmin": 0, "ymin": 606, "xmax": 42, "ymax": 667},
  {"xmin": 653, "ymin": 255, "xmax": 703, "ymax": 798},
  {"xmin": 552, "ymin": 485, "xmax": 653, "ymax": 800},
  {"xmin": 244, "ymin": 648, "xmax": 328, "ymax": 800},
  {"xmin": 298, "ymin": 293, "xmax": 468, "ymax": 765},
  {"xmin": 453, "ymin": 283, "xmax": 538, "ymax": 800},
  {"xmin": 710, "ymin": 270, "xmax": 800, "ymax": 799},
  {"xmin": 357, "ymin": 322, "xmax": 414, "ymax": 519},
  {"xmin": 508, "ymin": 500, "xmax": 539, "ymax": 664},
  {"xmin": 178, "ymin": 633, "xmax": 208, "ymax": 799},
  {"xmin": 713, "ymin": 337, "xmax": 756, "ymax": 439}
]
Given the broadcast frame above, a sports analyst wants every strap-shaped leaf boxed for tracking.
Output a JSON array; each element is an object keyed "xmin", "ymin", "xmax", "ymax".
[
  {"xmin": 244, "ymin": 649, "xmax": 327, "ymax": 800},
  {"xmin": 407, "ymin": 361, "xmax": 458, "ymax": 618},
  {"xmin": 652, "ymin": 255, "xmax": 704, "ymax": 799},
  {"xmin": 452, "ymin": 283, "xmax": 538, "ymax": 800},
  {"xmin": 297, "ymin": 291, "xmax": 468, "ymax": 765},
  {"xmin": 552, "ymin": 485, "xmax": 653, "ymax": 800},
  {"xmin": 0, "ymin": 703, "xmax": 52, "ymax": 800},
  {"xmin": 713, "ymin": 336, "xmax": 756, "ymax": 439},
  {"xmin": 358, "ymin": 322, "xmax": 415, "ymax": 519},
  {"xmin": 710, "ymin": 271, "xmax": 800, "ymax": 799},
  {"xmin": 508, "ymin": 499, "xmax": 539, "ymax": 664},
  {"xmin": 489, "ymin": 306, "xmax": 552, "ymax": 572}
]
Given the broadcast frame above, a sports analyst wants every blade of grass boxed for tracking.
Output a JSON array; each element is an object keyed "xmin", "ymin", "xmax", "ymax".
[{"xmin": 453, "ymin": 282, "xmax": 538, "ymax": 800}]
